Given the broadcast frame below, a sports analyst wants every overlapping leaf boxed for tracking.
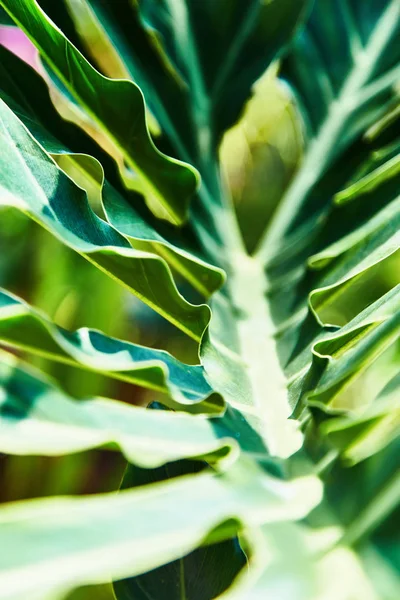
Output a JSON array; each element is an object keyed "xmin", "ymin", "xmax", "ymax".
[
  {"xmin": 114, "ymin": 459, "xmax": 246, "ymax": 600},
  {"xmin": 64, "ymin": 0, "xmax": 310, "ymax": 169},
  {"xmin": 0, "ymin": 350, "xmax": 230, "ymax": 464},
  {"xmin": 256, "ymin": 0, "xmax": 400, "ymax": 415},
  {"xmin": 277, "ymin": 0, "xmax": 400, "ymax": 204},
  {"xmin": 0, "ymin": 1, "xmax": 399, "ymax": 599},
  {"xmin": 304, "ymin": 285, "xmax": 400, "ymax": 412},
  {"xmin": 0, "ymin": 289, "xmax": 222, "ymax": 413},
  {"xmin": 0, "ymin": 0, "xmax": 200, "ymax": 225},
  {"xmin": 271, "ymin": 126, "xmax": 400, "ymax": 415},
  {"xmin": 320, "ymin": 371, "xmax": 400, "ymax": 465},
  {"xmin": 217, "ymin": 522, "xmax": 319, "ymax": 600},
  {"xmin": 0, "ymin": 41, "xmax": 225, "ymax": 299},
  {"xmin": 0, "ymin": 96, "xmax": 211, "ymax": 341},
  {"xmin": 0, "ymin": 455, "xmax": 321, "ymax": 600}
]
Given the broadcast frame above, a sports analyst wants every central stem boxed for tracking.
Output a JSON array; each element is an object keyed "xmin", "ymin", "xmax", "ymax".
[{"xmin": 228, "ymin": 252, "xmax": 303, "ymax": 457}]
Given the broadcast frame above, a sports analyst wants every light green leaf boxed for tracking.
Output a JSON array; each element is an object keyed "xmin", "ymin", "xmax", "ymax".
[
  {"xmin": 305, "ymin": 285, "xmax": 400, "ymax": 411},
  {"xmin": 257, "ymin": 0, "xmax": 400, "ymax": 288},
  {"xmin": 252, "ymin": 1, "xmax": 400, "ymax": 424},
  {"xmin": 0, "ymin": 288, "xmax": 222, "ymax": 413},
  {"xmin": 0, "ymin": 458, "xmax": 321, "ymax": 600},
  {"xmin": 0, "ymin": 96, "xmax": 210, "ymax": 341},
  {"xmin": 0, "ymin": 350, "xmax": 230, "ymax": 465},
  {"xmin": 217, "ymin": 522, "xmax": 318, "ymax": 600},
  {"xmin": 1, "ymin": 2, "xmax": 399, "ymax": 598},
  {"xmin": 0, "ymin": 42, "xmax": 225, "ymax": 298},
  {"xmin": 0, "ymin": 0, "xmax": 200, "ymax": 225},
  {"xmin": 266, "ymin": 0, "xmax": 400, "ymax": 247},
  {"xmin": 326, "ymin": 438, "xmax": 400, "ymax": 572},
  {"xmin": 320, "ymin": 371, "xmax": 400, "ymax": 465},
  {"xmin": 114, "ymin": 459, "xmax": 246, "ymax": 600},
  {"xmin": 204, "ymin": 1, "xmax": 399, "ymax": 461}
]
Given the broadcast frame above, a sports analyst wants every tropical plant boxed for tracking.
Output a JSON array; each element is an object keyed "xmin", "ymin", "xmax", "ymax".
[{"xmin": 0, "ymin": 0, "xmax": 399, "ymax": 598}]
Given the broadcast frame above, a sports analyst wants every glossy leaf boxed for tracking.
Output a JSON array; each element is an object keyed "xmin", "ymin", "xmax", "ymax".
[
  {"xmin": 65, "ymin": 0, "xmax": 310, "ymax": 169},
  {"xmin": 0, "ymin": 0, "xmax": 200, "ymax": 225},
  {"xmin": 0, "ymin": 458, "xmax": 321, "ymax": 600},
  {"xmin": 304, "ymin": 285, "xmax": 400, "ymax": 412},
  {"xmin": 0, "ymin": 288, "xmax": 222, "ymax": 413},
  {"xmin": 0, "ymin": 350, "xmax": 231, "ymax": 465},
  {"xmin": 114, "ymin": 459, "xmax": 246, "ymax": 600},
  {"xmin": 269, "ymin": 0, "xmax": 400, "ymax": 245},
  {"xmin": 319, "ymin": 371, "xmax": 400, "ymax": 465},
  {"xmin": 217, "ymin": 523, "xmax": 318, "ymax": 600},
  {"xmin": 0, "ymin": 1, "xmax": 399, "ymax": 598},
  {"xmin": 0, "ymin": 97, "xmax": 210, "ymax": 341},
  {"xmin": 0, "ymin": 42, "xmax": 225, "ymax": 298},
  {"xmin": 254, "ymin": 1, "xmax": 400, "ymax": 422}
]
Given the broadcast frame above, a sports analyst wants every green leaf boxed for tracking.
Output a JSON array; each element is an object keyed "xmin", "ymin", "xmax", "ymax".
[
  {"xmin": 303, "ymin": 284, "xmax": 400, "ymax": 412},
  {"xmin": 281, "ymin": 141, "xmax": 400, "ymax": 412},
  {"xmin": 257, "ymin": 0, "xmax": 400, "ymax": 269},
  {"xmin": 115, "ymin": 538, "xmax": 245, "ymax": 600},
  {"xmin": 0, "ymin": 350, "xmax": 232, "ymax": 465},
  {"xmin": 65, "ymin": 0, "xmax": 310, "ymax": 171},
  {"xmin": 0, "ymin": 42, "xmax": 225, "ymax": 298},
  {"xmin": 256, "ymin": 2, "xmax": 400, "ymax": 303},
  {"xmin": 64, "ymin": 0, "xmax": 198, "ymax": 167},
  {"xmin": 324, "ymin": 435, "xmax": 400, "ymax": 554},
  {"xmin": 0, "ymin": 458, "xmax": 321, "ymax": 600},
  {"xmin": 201, "ymin": 1, "xmax": 400, "ymax": 463},
  {"xmin": 217, "ymin": 522, "xmax": 318, "ymax": 600},
  {"xmin": 0, "ymin": 96, "xmax": 210, "ymax": 341},
  {"xmin": 277, "ymin": 0, "xmax": 400, "ymax": 199},
  {"xmin": 320, "ymin": 371, "xmax": 400, "ymax": 465},
  {"xmin": 224, "ymin": 522, "xmax": 389, "ymax": 600},
  {"xmin": 0, "ymin": 0, "xmax": 200, "ymax": 225},
  {"xmin": 0, "ymin": 288, "xmax": 222, "ymax": 413},
  {"xmin": 251, "ymin": 1, "xmax": 400, "ymax": 423},
  {"xmin": 137, "ymin": 0, "xmax": 311, "ymax": 146},
  {"xmin": 1, "ymin": 1, "xmax": 399, "ymax": 598},
  {"xmin": 114, "ymin": 459, "xmax": 246, "ymax": 600}
]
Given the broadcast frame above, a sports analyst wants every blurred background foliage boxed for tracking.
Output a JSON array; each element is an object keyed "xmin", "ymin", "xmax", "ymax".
[{"xmin": 0, "ymin": 16, "xmax": 399, "ymax": 600}]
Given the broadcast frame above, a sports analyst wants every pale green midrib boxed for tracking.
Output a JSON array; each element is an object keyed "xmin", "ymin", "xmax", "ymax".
[
  {"xmin": 255, "ymin": 0, "xmax": 400, "ymax": 258},
  {"xmin": 214, "ymin": 0, "xmax": 399, "ymax": 459},
  {"xmin": 179, "ymin": 558, "xmax": 187, "ymax": 600},
  {"xmin": 226, "ymin": 252, "xmax": 303, "ymax": 457}
]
